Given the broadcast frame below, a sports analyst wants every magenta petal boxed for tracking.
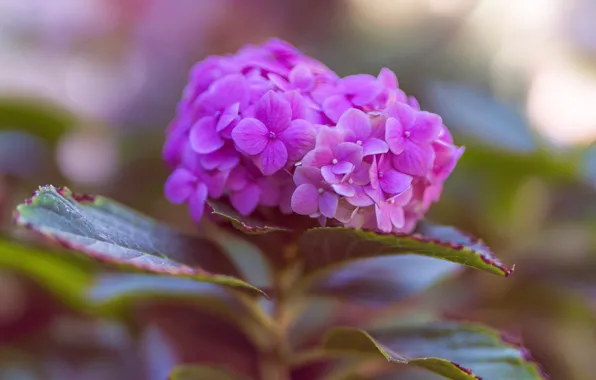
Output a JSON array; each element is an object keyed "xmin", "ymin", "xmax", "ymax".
[
  {"xmin": 164, "ymin": 168, "xmax": 195, "ymax": 204},
  {"xmin": 322, "ymin": 95, "xmax": 351, "ymax": 123},
  {"xmin": 335, "ymin": 142, "xmax": 363, "ymax": 166},
  {"xmin": 389, "ymin": 205, "xmax": 405, "ymax": 229},
  {"xmin": 336, "ymin": 108, "xmax": 371, "ymax": 141},
  {"xmin": 380, "ymin": 170, "xmax": 412, "ymax": 195},
  {"xmin": 319, "ymin": 191, "xmax": 339, "ymax": 218},
  {"xmin": 216, "ymin": 102, "xmax": 239, "ymax": 132},
  {"xmin": 362, "ymin": 138, "xmax": 389, "ymax": 156},
  {"xmin": 321, "ymin": 165, "xmax": 340, "ymax": 184},
  {"xmin": 230, "ymin": 183, "xmax": 261, "ymax": 216},
  {"xmin": 377, "ymin": 68, "xmax": 398, "ymax": 90},
  {"xmin": 316, "ymin": 126, "xmax": 342, "ymax": 150},
  {"xmin": 369, "ymin": 156, "xmax": 380, "ymax": 190},
  {"xmin": 332, "ymin": 183, "xmax": 356, "ymax": 197},
  {"xmin": 257, "ymin": 139, "xmax": 288, "ymax": 175},
  {"xmin": 338, "ymin": 74, "xmax": 382, "ymax": 106},
  {"xmin": 196, "ymin": 74, "xmax": 249, "ymax": 114},
  {"xmin": 200, "ymin": 145, "xmax": 239, "ymax": 171},
  {"xmin": 350, "ymin": 162, "xmax": 371, "ymax": 186},
  {"xmin": 385, "ymin": 117, "xmax": 405, "ymax": 155},
  {"xmin": 393, "ymin": 141, "xmax": 435, "ymax": 177},
  {"xmin": 386, "ymin": 101, "xmax": 416, "ymax": 129},
  {"xmin": 331, "ymin": 161, "xmax": 354, "ymax": 175},
  {"xmin": 279, "ymin": 119, "xmax": 316, "ymax": 160},
  {"xmin": 255, "ymin": 91, "xmax": 292, "ymax": 133},
  {"xmin": 189, "ymin": 116, "xmax": 224, "ymax": 154},
  {"xmin": 302, "ymin": 147, "xmax": 334, "ymax": 167},
  {"xmin": 188, "ymin": 183, "xmax": 208, "ymax": 223},
  {"xmin": 289, "ymin": 64, "xmax": 314, "ymax": 91},
  {"xmin": 375, "ymin": 204, "xmax": 392, "ymax": 233},
  {"xmin": 294, "ymin": 166, "xmax": 323, "ymax": 186},
  {"xmin": 291, "ymin": 184, "xmax": 320, "ymax": 215},
  {"xmin": 206, "ymin": 170, "xmax": 229, "ymax": 198},
  {"xmin": 267, "ymin": 73, "xmax": 291, "ymax": 91},
  {"xmin": 258, "ymin": 178, "xmax": 281, "ymax": 207},
  {"xmin": 410, "ymin": 111, "xmax": 442, "ymax": 143},
  {"xmin": 232, "ymin": 118, "xmax": 269, "ymax": 155},
  {"xmin": 346, "ymin": 187, "xmax": 374, "ymax": 207},
  {"xmin": 284, "ymin": 91, "xmax": 308, "ymax": 120},
  {"xmin": 227, "ymin": 166, "xmax": 249, "ymax": 191}
]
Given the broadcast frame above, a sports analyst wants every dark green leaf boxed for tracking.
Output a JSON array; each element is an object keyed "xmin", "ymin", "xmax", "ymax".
[
  {"xmin": 322, "ymin": 322, "xmax": 546, "ymax": 379},
  {"xmin": 297, "ymin": 223, "xmax": 513, "ymax": 283},
  {"xmin": 14, "ymin": 185, "xmax": 264, "ymax": 296},
  {"xmin": 207, "ymin": 199, "xmax": 291, "ymax": 234},
  {"xmin": 169, "ymin": 365, "xmax": 252, "ymax": 380},
  {"xmin": 0, "ymin": 96, "xmax": 76, "ymax": 144}
]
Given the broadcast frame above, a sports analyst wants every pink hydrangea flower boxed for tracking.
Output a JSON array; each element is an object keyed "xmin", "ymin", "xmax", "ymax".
[{"xmin": 162, "ymin": 38, "xmax": 463, "ymax": 234}]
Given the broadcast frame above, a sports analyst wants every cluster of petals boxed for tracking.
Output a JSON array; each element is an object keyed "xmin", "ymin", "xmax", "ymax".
[{"xmin": 163, "ymin": 38, "xmax": 464, "ymax": 233}]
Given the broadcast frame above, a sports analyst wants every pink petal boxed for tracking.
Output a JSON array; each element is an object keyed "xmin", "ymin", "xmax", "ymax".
[
  {"xmin": 321, "ymin": 165, "xmax": 341, "ymax": 184},
  {"xmin": 291, "ymin": 184, "xmax": 320, "ymax": 215},
  {"xmin": 322, "ymin": 95, "xmax": 352, "ymax": 123},
  {"xmin": 257, "ymin": 139, "xmax": 288, "ymax": 175},
  {"xmin": 255, "ymin": 91, "xmax": 292, "ymax": 133},
  {"xmin": 375, "ymin": 204, "xmax": 392, "ymax": 233},
  {"xmin": 232, "ymin": 118, "xmax": 269, "ymax": 155},
  {"xmin": 350, "ymin": 162, "xmax": 371, "ymax": 186},
  {"xmin": 164, "ymin": 168, "xmax": 195, "ymax": 204},
  {"xmin": 380, "ymin": 170, "xmax": 412, "ymax": 195},
  {"xmin": 410, "ymin": 111, "xmax": 442, "ymax": 144},
  {"xmin": 196, "ymin": 74, "xmax": 249, "ymax": 114},
  {"xmin": 216, "ymin": 102, "xmax": 240, "ymax": 132},
  {"xmin": 336, "ymin": 108, "xmax": 371, "ymax": 141},
  {"xmin": 393, "ymin": 141, "xmax": 435, "ymax": 177},
  {"xmin": 316, "ymin": 126, "xmax": 342, "ymax": 150},
  {"xmin": 362, "ymin": 138, "xmax": 389, "ymax": 156},
  {"xmin": 389, "ymin": 205, "xmax": 405, "ymax": 229},
  {"xmin": 338, "ymin": 74, "xmax": 382, "ymax": 106},
  {"xmin": 258, "ymin": 178, "xmax": 282, "ymax": 207},
  {"xmin": 302, "ymin": 147, "xmax": 334, "ymax": 167},
  {"xmin": 319, "ymin": 191, "xmax": 339, "ymax": 218},
  {"xmin": 279, "ymin": 119, "xmax": 316, "ymax": 161},
  {"xmin": 200, "ymin": 145, "xmax": 239, "ymax": 171},
  {"xmin": 294, "ymin": 166, "xmax": 323, "ymax": 186},
  {"xmin": 227, "ymin": 166, "xmax": 249, "ymax": 191},
  {"xmin": 190, "ymin": 116, "xmax": 224, "ymax": 154},
  {"xmin": 386, "ymin": 101, "xmax": 416, "ymax": 129},
  {"xmin": 377, "ymin": 68, "xmax": 398, "ymax": 90},
  {"xmin": 390, "ymin": 186, "xmax": 414, "ymax": 206},
  {"xmin": 267, "ymin": 73, "xmax": 291, "ymax": 91},
  {"xmin": 335, "ymin": 142, "xmax": 363, "ymax": 166},
  {"xmin": 289, "ymin": 64, "xmax": 314, "ymax": 91},
  {"xmin": 331, "ymin": 161, "xmax": 354, "ymax": 175},
  {"xmin": 385, "ymin": 117, "xmax": 405, "ymax": 155},
  {"xmin": 188, "ymin": 183, "xmax": 208, "ymax": 222},
  {"xmin": 284, "ymin": 91, "xmax": 308, "ymax": 120},
  {"xmin": 369, "ymin": 155, "xmax": 380, "ymax": 190},
  {"xmin": 346, "ymin": 187, "xmax": 374, "ymax": 207},
  {"xmin": 332, "ymin": 183, "xmax": 356, "ymax": 197},
  {"xmin": 230, "ymin": 183, "xmax": 261, "ymax": 216},
  {"xmin": 206, "ymin": 170, "xmax": 229, "ymax": 198}
]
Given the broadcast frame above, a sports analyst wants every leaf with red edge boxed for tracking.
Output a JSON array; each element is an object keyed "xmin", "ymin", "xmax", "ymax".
[
  {"xmin": 320, "ymin": 322, "xmax": 547, "ymax": 379},
  {"xmin": 13, "ymin": 185, "xmax": 264, "ymax": 296},
  {"xmin": 207, "ymin": 199, "xmax": 291, "ymax": 234},
  {"xmin": 169, "ymin": 365, "xmax": 252, "ymax": 380},
  {"xmin": 297, "ymin": 222, "xmax": 513, "ymax": 284}
]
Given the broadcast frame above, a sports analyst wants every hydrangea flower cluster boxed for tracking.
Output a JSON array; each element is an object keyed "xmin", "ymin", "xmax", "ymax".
[{"xmin": 163, "ymin": 39, "xmax": 464, "ymax": 234}]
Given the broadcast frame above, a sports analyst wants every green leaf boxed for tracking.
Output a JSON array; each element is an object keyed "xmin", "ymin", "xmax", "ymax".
[
  {"xmin": 322, "ymin": 322, "xmax": 546, "ymax": 379},
  {"xmin": 0, "ymin": 238, "xmax": 92, "ymax": 310},
  {"xmin": 0, "ymin": 96, "xmax": 76, "ymax": 144},
  {"xmin": 207, "ymin": 199, "xmax": 291, "ymax": 234},
  {"xmin": 297, "ymin": 223, "xmax": 513, "ymax": 282},
  {"xmin": 14, "ymin": 185, "xmax": 264, "ymax": 296},
  {"xmin": 169, "ymin": 365, "xmax": 252, "ymax": 380}
]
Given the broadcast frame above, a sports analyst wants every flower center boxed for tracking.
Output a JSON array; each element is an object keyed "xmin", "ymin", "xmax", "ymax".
[
  {"xmin": 332, "ymin": 158, "xmax": 338, "ymax": 165},
  {"xmin": 356, "ymin": 140, "xmax": 363, "ymax": 145},
  {"xmin": 387, "ymin": 198, "xmax": 395, "ymax": 205},
  {"xmin": 378, "ymin": 171, "xmax": 384, "ymax": 178},
  {"xmin": 318, "ymin": 188, "xmax": 324, "ymax": 194},
  {"xmin": 348, "ymin": 178, "xmax": 354, "ymax": 184},
  {"xmin": 404, "ymin": 131, "xmax": 411, "ymax": 138},
  {"xmin": 268, "ymin": 131, "xmax": 277, "ymax": 139}
]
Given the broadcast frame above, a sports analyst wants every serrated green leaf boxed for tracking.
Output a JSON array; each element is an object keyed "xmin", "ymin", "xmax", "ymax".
[
  {"xmin": 14, "ymin": 185, "xmax": 264, "ymax": 296},
  {"xmin": 169, "ymin": 365, "xmax": 252, "ymax": 380},
  {"xmin": 207, "ymin": 199, "xmax": 291, "ymax": 234},
  {"xmin": 322, "ymin": 322, "xmax": 546, "ymax": 379},
  {"xmin": 297, "ymin": 222, "xmax": 513, "ymax": 285}
]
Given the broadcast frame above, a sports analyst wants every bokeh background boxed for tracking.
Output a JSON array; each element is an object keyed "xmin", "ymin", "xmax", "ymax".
[{"xmin": 1, "ymin": 1, "xmax": 596, "ymax": 379}]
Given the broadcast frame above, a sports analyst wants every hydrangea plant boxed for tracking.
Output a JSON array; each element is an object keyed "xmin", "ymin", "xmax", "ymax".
[{"xmin": 11, "ymin": 39, "xmax": 546, "ymax": 379}]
